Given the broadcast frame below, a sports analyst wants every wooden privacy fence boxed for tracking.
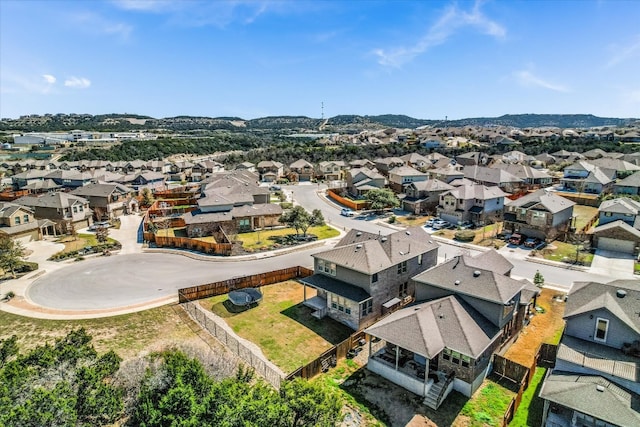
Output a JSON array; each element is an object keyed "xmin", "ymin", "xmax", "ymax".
[
  {"xmin": 286, "ymin": 331, "xmax": 366, "ymax": 381},
  {"xmin": 153, "ymin": 235, "xmax": 232, "ymax": 256},
  {"xmin": 178, "ymin": 266, "xmax": 313, "ymax": 302},
  {"xmin": 327, "ymin": 189, "xmax": 370, "ymax": 211},
  {"xmin": 498, "ymin": 343, "xmax": 558, "ymax": 426},
  {"xmin": 182, "ymin": 301, "xmax": 285, "ymax": 389}
]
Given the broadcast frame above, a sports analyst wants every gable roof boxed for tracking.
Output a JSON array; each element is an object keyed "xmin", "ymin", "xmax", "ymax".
[
  {"xmin": 463, "ymin": 166, "xmax": 523, "ymax": 185},
  {"xmin": 388, "ymin": 165, "xmax": 427, "ymax": 177},
  {"xmin": 70, "ymin": 182, "xmax": 133, "ymax": 198},
  {"xmin": 599, "ymin": 197, "xmax": 640, "ymax": 215},
  {"xmin": 539, "ymin": 371, "xmax": 640, "ymax": 427},
  {"xmin": 313, "ymin": 227, "xmax": 439, "ymax": 275},
  {"xmin": 14, "ymin": 192, "xmax": 89, "ymax": 209},
  {"xmin": 290, "ymin": 159, "xmax": 313, "ymax": 169},
  {"xmin": 565, "ymin": 280, "xmax": 640, "ymax": 334},
  {"xmin": 493, "ymin": 163, "xmax": 552, "ymax": 180},
  {"xmin": 615, "ymin": 171, "xmax": 640, "ymax": 188},
  {"xmin": 407, "ymin": 179, "xmax": 453, "ymax": 192},
  {"xmin": 365, "ymin": 295, "xmax": 500, "ymax": 358},
  {"xmin": 442, "ymin": 184, "xmax": 508, "ymax": 201},
  {"xmin": 591, "ymin": 219, "xmax": 640, "ymax": 238},
  {"xmin": 412, "ymin": 252, "xmax": 524, "ymax": 304}
]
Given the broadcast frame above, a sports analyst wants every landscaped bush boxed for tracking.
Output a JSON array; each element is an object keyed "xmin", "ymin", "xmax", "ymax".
[
  {"xmin": 454, "ymin": 230, "xmax": 476, "ymax": 242},
  {"xmin": 280, "ymin": 202, "xmax": 293, "ymax": 209},
  {"xmin": 16, "ymin": 261, "xmax": 38, "ymax": 273}
]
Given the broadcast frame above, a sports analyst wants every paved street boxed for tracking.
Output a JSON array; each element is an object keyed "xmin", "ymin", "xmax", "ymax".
[{"xmin": 1, "ymin": 183, "xmax": 628, "ymax": 317}]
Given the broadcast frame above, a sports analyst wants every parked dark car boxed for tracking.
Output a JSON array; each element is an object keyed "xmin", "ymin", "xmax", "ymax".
[
  {"xmin": 524, "ymin": 237, "xmax": 541, "ymax": 248},
  {"xmin": 509, "ymin": 233, "xmax": 526, "ymax": 245}
]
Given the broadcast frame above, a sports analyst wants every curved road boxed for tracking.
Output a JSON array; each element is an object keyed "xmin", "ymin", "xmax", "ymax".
[{"xmin": 25, "ymin": 183, "xmax": 613, "ymax": 312}]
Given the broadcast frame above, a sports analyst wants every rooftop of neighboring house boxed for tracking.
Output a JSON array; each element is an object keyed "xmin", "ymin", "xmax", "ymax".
[
  {"xmin": 448, "ymin": 177, "xmax": 477, "ymax": 187},
  {"xmin": 598, "ymin": 197, "xmax": 640, "ymax": 215},
  {"xmin": 539, "ymin": 371, "xmax": 640, "ymax": 427},
  {"xmin": 183, "ymin": 203, "xmax": 282, "ymax": 225},
  {"xmin": 388, "ymin": 165, "xmax": 427, "ymax": 177},
  {"xmin": 374, "ymin": 156, "xmax": 404, "ymax": 166},
  {"xmin": 70, "ymin": 182, "xmax": 133, "ymax": 198},
  {"xmin": 400, "ymin": 152, "xmax": 430, "ymax": 165},
  {"xmin": 412, "ymin": 251, "xmax": 527, "ymax": 305},
  {"xmin": 463, "ymin": 165, "xmax": 523, "ymax": 185},
  {"xmin": 506, "ymin": 189, "xmax": 575, "ymax": 213},
  {"xmin": 312, "ymin": 227, "xmax": 439, "ymax": 275},
  {"xmin": 364, "ymin": 295, "xmax": 500, "ymax": 359},
  {"xmin": 0, "ymin": 201, "xmax": 32, "ymax": 219},
  {"xmin": 349, "ymin": 167, "xmax": 386, "ymax": 180},
  {"xmin": 565, "ymin": 280, "xmax": 640, "ymax": 334},
  {"xmin": 289, "ymin": 159, "xmax": 314, "ymax": 169},
  {"xmin": 319, "ymin": 160, "xmax": 347, "ymax": 168},
  {"xmin": 14, "ymin": 191, "xmax": 89, "ymax": 209},
  {"xmin": 406, "ymin": 179, "xmax": 453, "ymax": 192},
  {"xmin": 256, "ymin": 160, "xmax": 283, "ymax": 168},
  {"xmin": 582, "ymin": 148, "xmax": 608, "ymax": 159},
  {"xmin": 492, "ymin": 163, "xmax": 552, "ymax": 180},
  {"xmin": 615, "ymin": 171, "xmax": 640, "ymax": 187},
  {"xmin": 588, "ymin": 157, "xmax": 640, "ymax": 173},
  {"xmin": 22, "ymin": 179, "xmax": 62, "ymax": 191},
  {"xmin": 591, "ymin": 219, "xmax": 640, "ymax": 237},
  {"xmin": 442, "ymin": 183, "xmax": 508, "ymax": 201},
  {"xmin": 349, "ymin": 159, "xmax": 375, "ymax": 167}
]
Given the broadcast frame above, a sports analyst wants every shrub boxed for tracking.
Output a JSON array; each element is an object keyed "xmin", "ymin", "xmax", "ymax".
[
  {"xmin": 16, "ymin": 261, "xmax": 38, "ymax": 273},
  {"xmin": 454, "ymin": 230, "xmax": 476, "ymax": 242},
  {"xmin": 387, "ymin": 215, "xmax": 397, "ymax": 224},
  {"xmin": 280, "ymin": 202, "xmax": 293, "ymax": 209}
]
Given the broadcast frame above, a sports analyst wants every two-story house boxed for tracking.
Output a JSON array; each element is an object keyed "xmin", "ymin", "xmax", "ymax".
[
  {"xmin": 539, "ymin": 280, "xmax": 640, "ymax": 427},
  {"xmin": 318, "ymin": 161, "xmax": 347, "ymax": 181},
  {"xmin": 437, "ymin": 184, "xmax": 507, "ymax": 226},
  {"xmin": 492, "ymin": 163, "xmax": 553, "ymax": 190},
  {"xmin": 428, "ymin": 163, "xmax": 465, "ymax": 183},
  {"xmin": 613, "ymin": 171, "xmax": 640, "ymax": 196},
  {"xmin": 70, "ymin": 182, "xmax": 136, "ymax": 220},
  {"xmin": 345, "ymin": 168, "xmax": 387, "ymax": 197},
  {"xmin": 401, "ymin": 153, "xmax": 431, "ymax": 171},
  {"xmin": 256, "ymin": 160, "xmax": 284, "ymax": 182},
  {"xmin": 0, "ymin": 202, "xmax": 55, "ymax": 241},
  {"xmin": 119, "ymin": 171, "xmax": 166, "ymax": 192},
  {"xmin": 402, "ymin": 179, "xmax": 454, "ymax": 215},
  {"xmin": 463, "ymin": 166, "xmax": 523, "ymax": 194},
  {"xmin": 288, "ymin": 159, "xmax": 315, "ymax": 182},
  {"xmin": 364, "ymin": 250, "xmax": 536, "ymax": 408},
  {"xmin": 590, "ymin": 197, "xmax": 640, "ymax": 254},
  {"xmin": 387, "ymin": 166, "xmax": 429, "ymax": 193},
  {"xmin": 14, "ymin": 192, "xmax": 92, "ymax": 229},
  {"xmin": 560, "ymin": 161, "xmax": 615, "ymax": 194},
  {"xmin": 299, "ymin": 227, "xmax": 439, "ymax": 330},
  {"xmin": 503, "ymin": 189, "xmax": 575, "ymax": 241},
  {"xmin": 374, "ymin": 157, "xmax": 405, "ymax": 177}
]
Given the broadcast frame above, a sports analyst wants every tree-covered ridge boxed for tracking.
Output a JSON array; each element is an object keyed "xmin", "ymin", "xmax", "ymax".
[
  {"xmin": 0, "ymin": 330, "xmax": 343, "ymax": 427},
  {"xmin": 2, "ymin": 112, "xmax": 636, "ymax": 132}
]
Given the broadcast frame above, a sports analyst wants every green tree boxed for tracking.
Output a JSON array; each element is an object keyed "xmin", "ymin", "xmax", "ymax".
[
  {"xmin": 365, "ymin": 188, "xmax": 400, "ymax": 212},
  {"xmin": 141, "ymin": 188, "xmax": 154, "ymax": 207},
  {"xmin": 533, "ymin": 270, "xmax": 545, "ymax": 287},
  {"xmin": 279, "ymin": 205, "xmax": 314, "ymax": 237},
  {"xmin": 280, "ymin": 378, "xmax": 342, "ymax": 427},
  {"xmin": 0, "ymin": 335, "xmax": 18, "ymax": 367},
  {"xmin": 95, "ymin": 225, "xmax": 110, "ymax": 244},
  {"xmin": 0, "ymin": 235, "xmax": 26, "ymax": 278}
]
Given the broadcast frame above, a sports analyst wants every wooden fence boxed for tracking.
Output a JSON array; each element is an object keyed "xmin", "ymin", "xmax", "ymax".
[
  {"xmin": 286, "ymin": 331, "xmax": 366, "ymax": 381},
  {"xmin": 327, "ymin": 189, "xmax": 370, "ymax": 211},
  {"xmin": 153, "ymin": 235, "xmax": 232, "ymax": 256},
  {"xmin": 178, "ymin": 266, "xmax": 313, "ymax": 302},
  {"xmin": 499, "ymin": 343, "xmax": 558, "ymax": 426}
]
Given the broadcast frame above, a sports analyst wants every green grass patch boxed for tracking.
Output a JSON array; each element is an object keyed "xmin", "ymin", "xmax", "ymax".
[
  {"xmin": 542, "ymin": 241, "xmax": 593, "ymax": 266},
  {"xmin": 510, "ymin": 368, "xmax": 547, "ymax": 427},
  {"xmin": 459, "ymin": 380, "xmax": 515, "ymax": 426},
  {"xmin": 203, "ymin": 282, "xmax": 352, "ymax": 373},
  {"xmin": 0, "ymin": 305, "xmax": 198, "ymax": 360},
  {"xmin": 396, "ymin": 215, "xmax": 430, "ymax": 227},
  {"xmin": 53, "ymin": 233, "xmax": 119, "ymax": 255},
  {"xmin": 238, "ymin": 224, "xmax": 339, "ymax": 250}
]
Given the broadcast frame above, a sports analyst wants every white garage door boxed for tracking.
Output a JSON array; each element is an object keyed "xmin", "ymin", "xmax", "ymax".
[{"xmin": 598, "ymin": 237, "xmax": 635, "ymax": 254}]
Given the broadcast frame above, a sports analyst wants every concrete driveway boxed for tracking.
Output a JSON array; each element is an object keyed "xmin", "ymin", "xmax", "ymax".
[{"xmin": 589, "ymin": 249, "xmax": 636, "ymax": 279}]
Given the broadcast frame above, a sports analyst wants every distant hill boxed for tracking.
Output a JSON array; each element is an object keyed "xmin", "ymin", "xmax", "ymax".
[{"xmin": 0, "ymin": 113, "xmax": 635, "ymax": 133}]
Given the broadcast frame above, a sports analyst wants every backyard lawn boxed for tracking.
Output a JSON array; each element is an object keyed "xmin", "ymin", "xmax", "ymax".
[
  {"xmin": 455, "ymin": 380, "xmax": 515, "ymax": 427},
  {"xmin": 54, "ymin": 233, "xmax": 119, "ymax": 254},
  {"xmin": 201, "ymin": 281, "xmax": 352, "ymax": 373},
  {"xmin": 572, "ymin": 205, "xmax": 598, "ymax": 232},
  {"xmin": 237, "ymin": 224, "xmax": 340, "ymax": 250}
]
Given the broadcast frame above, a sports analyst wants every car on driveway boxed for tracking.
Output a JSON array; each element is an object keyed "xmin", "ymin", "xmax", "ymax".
[
  {"xmin": 88, "ymin": 221, "xmax": 112, "ymax": 231},
  {"xmin": 524, "ymin": 237, "xmax": 541, "ymax": 248},
  {"xmin": 432, "ymin": 219, "xmax": 449, "ymax": 230},
  {"xmin": 340, "ymin": 208, "xmax": 355, "ymax": 217},
  {"xmin": 424, "ymin": 218, "xmax": 435, "ymax": 227},
  {"xmin": 509, "ymin": 233, "xmax": 526, "ymax": 246}
]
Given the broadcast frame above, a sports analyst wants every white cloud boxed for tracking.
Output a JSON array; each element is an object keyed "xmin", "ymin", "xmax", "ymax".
[
  {"xmin": 606, "ymin": 35, "xmax": 640, "ymax": 68},
  {"xmin": 374, "ymin": 0, "xmax": 506, "ymax": 68},
  {"xmin": 42, "ymin": 74, "xmax": 57, "ymax": 84},
  {"xmin": 64, "ymin": 77, "xmax": 92, "ymax": 89},
  {"xmin": 69, "ymin": 12, "xmax": 133, "ymax": 40},
  {"xmin": 514, "ymin": 70, "xmax": 569, "ymax": 93}
]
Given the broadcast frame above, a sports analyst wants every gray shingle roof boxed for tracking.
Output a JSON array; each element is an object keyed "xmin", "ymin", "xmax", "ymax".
[
  {"xmin": 70, "ymin": 182, "xmax": 132, "ymax": 198},
  {"xmin": 365, "ymin": 295, "xmax": 500, "ymax": 358},
  {"xmin": 599, "ymin": 197, "xmax": 640, "ymax": 215},
  {"xmin": 615, "ymin": 171, "xmax": 640, "ymax": 188},
  {"xmin": 592, "ymin": 219, "xmax": 640, "ymax": 238},
  {"xmin": 313, "ymin": 227, "xmax": 439, "ymax": 275},
  {"xmin": 539, "ymin": 371, "xmax": 640, "ymax": 427},
  {"xmin": 412, "ymin": 252, "xmax": 524, "ymax": 304},
  {"xmin": 463, "ymin": 166, "xmax": 523, "ymax": 185},
  {"xmin": 14, "ymin": 192, "xmax": 89, "ymax": 209},
  {"xmin": 565, "ymin": 280, "xmax": 640, "ymax": 334},
  {"xmin": 442, "ymin": 184, "xmax": 508, "ymax": 201},
  {"xmin": 408, "ymin": 179, "xmax": 453, "ymax": 192},
  {"xmin": 506, "ymin": 189, "xmax": 575, "ymax": 214},
  {"xmin": 298, "ymin": 275, "xmax": 371, "ymax": 303}
]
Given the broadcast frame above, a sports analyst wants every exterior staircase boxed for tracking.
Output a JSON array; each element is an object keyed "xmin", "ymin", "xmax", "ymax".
[{"xmin": 423, "ymin": 372, "xmax": 455, "ymax": 410}]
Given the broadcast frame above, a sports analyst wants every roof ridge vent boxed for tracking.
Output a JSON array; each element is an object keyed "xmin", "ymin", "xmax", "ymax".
[
  {"xmin": 473, "ymin": 270, "xmax": 481, "ymax": 277},
  {"xmin": 454, "ymin": 280, "xmax": 461, "ymax": 286},
  {"xmin": 381, "ymin": 237, "xmax": 387, "ymax": 242},
  {"xmin": 616, "ymin": 289, "xmax": 627, "ymax": 298},
  {"xmin": 356, "ymin": 231, "xmax": 362, "ymax": 236},
  {"xmin": 356, "ymin": 244, "xmax": 363, "ymax": 249}
]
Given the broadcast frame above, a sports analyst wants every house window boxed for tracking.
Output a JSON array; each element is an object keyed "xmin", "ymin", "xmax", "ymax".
[
  {"xmin": 451, "ymin": 351, "xmax": 460, "ymax": 365},
  {"xmin": 14, "ymin": 216, "xmax": 20, "ymax": 225},
  {"xmin": 23, "ymin": 215, "xmax": 29, "ymax": 223},
  {"xmin": 604, "ymin": 212, "xmax": 612, "ymax": 217},
  {"xmin": 79, "ymin": 205, "xmax": 84, "ymax": 212},
  {"xmin": 461, "ymin": 355, "xmax": 471, "ymax": 368},
  {"xmin": 360, "ymin": 299, "xmax": 373, "ymax": 316},
  {"xmin": 594, "ymin": 318, "xmax": 609, "ymax": 342},
  {"xmin": 397, "ymin": 261, "xmax": 407, "ymax": 274},
  {"xmin": 532, "ymin": 211, "xmax": 545, "ymax": 218},
  {"xmin": 372, "ymin": 273, "xmax": 378, "ymax": 283},
  {"xmin": 331, "ymin": 295, "xmax": 350, "ymax": 314},
  {"xmin": 442, "ymin": 348, "xmax": 451, "ymax": 361},
  {"xmin": 399, "ymin": 282, "xmax": 408, "ymax": 297},
  {"xmin": 73, "ymin": 206, "xmax": 78, "ymax": 213}
]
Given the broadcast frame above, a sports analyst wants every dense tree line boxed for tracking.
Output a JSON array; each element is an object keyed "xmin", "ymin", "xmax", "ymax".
[{"xmin": 0, "ymin": 330, "xmax": 343, "ymax": 427}]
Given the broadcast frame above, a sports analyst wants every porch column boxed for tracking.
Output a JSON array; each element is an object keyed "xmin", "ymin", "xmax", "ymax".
[
  {"xmin": 395, "ymin": 345, "xmax": 400, "ymax": 370},
  {"xmin": 303, "ymin": 284, "xmax": 306, "ymax": 302},
  {"xmin": 368, "ymin": 336, "xmax": 372, "ymax": 359},
  {"xmin": 423, "ymin": 357, "xmax": 429, "ymax": 396}
]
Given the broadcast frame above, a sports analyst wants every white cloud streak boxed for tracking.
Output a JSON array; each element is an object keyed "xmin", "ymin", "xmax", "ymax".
[
  {"xmin": 374, "ymin": 0, "xmax": 506, "ymax": 68},
  {"xmin": 606, "ymin": 35, "xmax": 640, "ymax": 68},
  {"xmin": 64, "ymin": 77, "xmax": 92, "ymax": 89},
  {"xmin": 514, "ymin": 70, "xmax": 569, "ymax": 93},
  {"xmin": 42, "ymin": 74, "xmax": 57, "ymax": 84},
  {"xmin": 69, "ymin": 12, "xmax": 133, "ymax": 40}
]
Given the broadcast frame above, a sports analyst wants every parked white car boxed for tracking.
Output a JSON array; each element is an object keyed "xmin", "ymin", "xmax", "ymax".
[{"xmin": 340, "ymin": 208, "xmax": 355, "ymax": 217}]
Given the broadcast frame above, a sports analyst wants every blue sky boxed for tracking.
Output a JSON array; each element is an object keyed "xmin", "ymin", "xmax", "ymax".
[{"xmin": 1, "ymin": 0, "xmax": 639, "ymax": 120}]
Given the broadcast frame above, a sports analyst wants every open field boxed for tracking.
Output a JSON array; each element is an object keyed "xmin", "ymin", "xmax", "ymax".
[
  {"xmin": 200, "ymin": 281, "xmax": 352, "ymax": 372},
  {"xmin": 237, "ymin": 224, "xmax": 339, "ymax": 250}
]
